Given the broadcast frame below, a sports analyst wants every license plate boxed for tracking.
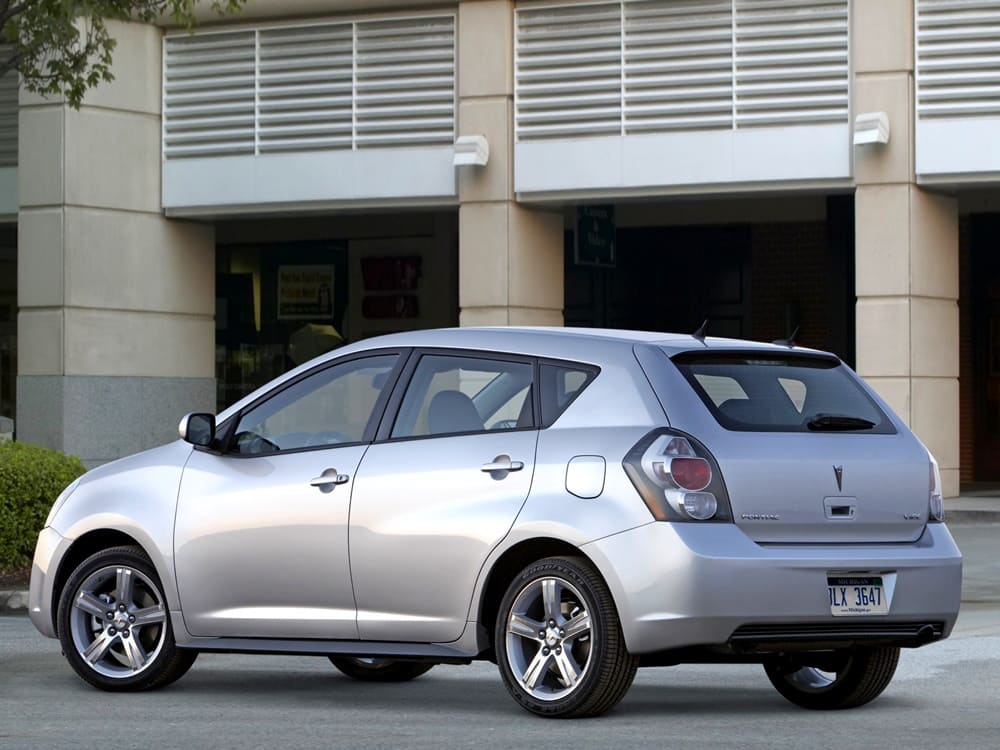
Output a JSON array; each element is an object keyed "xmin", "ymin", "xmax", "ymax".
[{"xmin": 827, "ymin": 576, "xmax": 888, "ymax": 617}]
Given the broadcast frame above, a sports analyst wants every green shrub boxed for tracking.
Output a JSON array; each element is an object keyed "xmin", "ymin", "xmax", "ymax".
[{"xmin": 0, "ymin": 443, "xmax": 87, "ymax": 570}]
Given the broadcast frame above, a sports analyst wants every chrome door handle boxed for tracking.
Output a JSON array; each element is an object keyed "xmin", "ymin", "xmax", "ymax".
[
  {"xmin": 481, "ymin": 455, "xmax": 524, "ymax": 473},
  {"xmin": 310, "ymin": 469, "xmax": 350, "ymax": 490}
]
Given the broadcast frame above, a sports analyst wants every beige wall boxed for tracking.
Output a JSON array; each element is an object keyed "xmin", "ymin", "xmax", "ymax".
[
  {"xmin": 456, "ymin": 0, "xmax": 563, "ymax": 326},
  {"xmin": 852, "ymin": 0, "xmax": 961, "ymax": 496},
  {"xmin": 17, "ymin": 20, "xmax": 216, "ymax": 463}
]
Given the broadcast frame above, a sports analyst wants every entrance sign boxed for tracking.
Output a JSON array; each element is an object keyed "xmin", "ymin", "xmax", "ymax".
[{"xmin": 575, "ymin": 205, "xmax": 616, "ymax": 267}]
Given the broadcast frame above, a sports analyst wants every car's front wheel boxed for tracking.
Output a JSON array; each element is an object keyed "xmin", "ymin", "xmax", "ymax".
[
  {"xmin": 56, "ymin": 545, "xmax": 196, "ymax": 691},
  {"xmin": 763, "ymin": 646, "xmax": 900, "ymax": 709},
  {"xmin": 495, "ymin": 556, "xmax": 638, "ymax": 718},
  {"xmin": 328, "ymin": 657, "xmax": 435, "ymax": 682}
]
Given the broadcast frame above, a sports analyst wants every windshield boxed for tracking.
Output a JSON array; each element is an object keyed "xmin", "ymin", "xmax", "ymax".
[{"xmin": 671, "ymin": 352, "xmax": 895, "ymax": 434}]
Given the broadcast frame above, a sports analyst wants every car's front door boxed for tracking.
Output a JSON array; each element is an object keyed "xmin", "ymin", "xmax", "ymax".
[
  {"xmin": 174, "ymin": 353, "xmax": 401, "ymax": 639},
  {"xmin": 349, "ymin": 352, "xmax": 538, "ymax": 643}
]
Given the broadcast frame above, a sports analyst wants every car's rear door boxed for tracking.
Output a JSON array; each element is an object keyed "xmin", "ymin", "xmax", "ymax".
[{"xmin": 349, "ymin": 350, "xmax": 538, "ymax": 643}]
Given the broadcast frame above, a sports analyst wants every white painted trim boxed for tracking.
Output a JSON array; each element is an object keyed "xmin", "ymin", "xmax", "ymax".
[
  {"xmin": 916, "ymin": 117, "xmax": 1000, "ymax": 182},
  {"xmin": 162, "ymin": 146, "xmax": 457, "ymax": 214},
  {"xmin": 513, "ymin": 124, "xmax": 852, "ymax": 195}
]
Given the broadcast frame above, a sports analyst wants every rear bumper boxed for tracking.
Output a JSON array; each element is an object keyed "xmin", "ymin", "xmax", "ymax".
[{"xmin": 583, "ymin": 521, "xmax": 962, "ymax": 655}]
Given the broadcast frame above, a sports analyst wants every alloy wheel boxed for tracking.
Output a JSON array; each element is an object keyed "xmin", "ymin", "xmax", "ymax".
[
  {"xmin": 504, "ymin": 575, "xmax": 594, "ymax": 701},
  {"xmin": 67, "ymin": 564, "xmax": 167, "ymax": 679}
]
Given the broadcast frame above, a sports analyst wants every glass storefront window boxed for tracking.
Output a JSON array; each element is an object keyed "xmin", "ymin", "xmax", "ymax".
[{"xmin": 216, "ymin": 241, "xmax": 349, "ymax": 411}]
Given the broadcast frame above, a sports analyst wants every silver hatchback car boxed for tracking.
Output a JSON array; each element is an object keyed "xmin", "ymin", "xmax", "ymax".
[{"xmin": 29, "ymin": 327, "xmax": 962, "ymax": 717}]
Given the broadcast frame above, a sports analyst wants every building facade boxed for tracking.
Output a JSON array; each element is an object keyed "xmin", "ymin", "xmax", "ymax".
[{"xmin": 4, "ymin": 0, "xmax": 1000, "ymax": 497}]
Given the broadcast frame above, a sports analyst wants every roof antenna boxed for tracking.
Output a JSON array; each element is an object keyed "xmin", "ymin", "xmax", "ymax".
[
  {"xmin": 692, "ymin": 319, "xmax": 709, "ymax": 342},
  {"xmin": 772, "ymin": 326, "xmax": 799, "ymax": 348}
]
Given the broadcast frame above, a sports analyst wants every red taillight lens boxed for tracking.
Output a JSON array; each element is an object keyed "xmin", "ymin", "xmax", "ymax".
[{"xmin": 669, "ymin": 457, "xmax": 712, "ymax": 491}]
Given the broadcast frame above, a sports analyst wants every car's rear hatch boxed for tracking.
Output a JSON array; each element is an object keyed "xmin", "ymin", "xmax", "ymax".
[{"xmin": 643, "ymin": 347, "xmax": 931, "ymax": 544}]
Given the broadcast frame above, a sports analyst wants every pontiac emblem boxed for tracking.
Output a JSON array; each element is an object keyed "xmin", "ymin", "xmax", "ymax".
[{"xmin": 833, "ymin": 465, "xmax": 844, "ymax": 492}]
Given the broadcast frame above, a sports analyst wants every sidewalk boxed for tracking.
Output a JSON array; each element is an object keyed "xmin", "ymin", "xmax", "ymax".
[{"xmin": 3, "ymin": 497, "xmax": 998, "ymax": 614}]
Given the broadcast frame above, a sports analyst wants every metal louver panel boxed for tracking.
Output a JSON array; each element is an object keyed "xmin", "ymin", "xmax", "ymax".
[
  {"xmin": 734, "ymin": 0, "xmax": 849, "ymax": 127},
  {"xmin": 625, "ymin": 0, "xmax": 733, "ymax": 132},
  {"xmin": 258, "ymin": 23, "xmax": 353, "ymax": 153},
  {"xmin": 0, "ymin": 67, "xmax": 17, "ymax": 167},
  {"xmin": 515, "ymin": 2, "xmax": 623, "ymax": 140},
  {"xmin": 515, "ymin": 0, "xmax": 849, "ymax": 142},
  {"xmin": 355, "ymin": 16, "xmax": 456, "ymax": 147},
  {"xmin": 917, "ymin": 0, "xmax": 1000, "ymax": 119},
  {"xmin": 163, "ymin": 14, "xmax": 455, "ymax": 159},
  {"xmin": 163, "ymin": 31, "xmax": 256, "ymax": 159}
]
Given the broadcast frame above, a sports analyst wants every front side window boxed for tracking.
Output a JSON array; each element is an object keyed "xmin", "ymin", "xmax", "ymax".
[
  {"xmin": 673, "ymin": 352, "xmax": 894, "ymax": 434},
  {"xmin": 392, "ymin": 355, "xmax": 534, "ymax": 438},
  {"xmin": 232, "ymin": 354, "xmax": 398, "ymax": 455}
]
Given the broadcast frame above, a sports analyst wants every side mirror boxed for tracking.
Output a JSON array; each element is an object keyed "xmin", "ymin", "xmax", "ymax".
[{"xmin": 179, "ymin": 412, "xmax": 216, "ymax": 447}]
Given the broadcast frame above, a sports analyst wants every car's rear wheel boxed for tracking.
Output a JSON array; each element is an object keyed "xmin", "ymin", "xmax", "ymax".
[
  {"xmin": 328, "ymin": 657, "xmax": 435, "ymax": 682},
  {"xmin": 495, "ymin": 556, "xmax": 638, "ymax": 718},
  {"xmin": 763, "ymin": 646, "xmax": 900, "ymax": 709},
  {"xmin": 57, "ymin": 545, "xmax": 196, "ymax": 691}
]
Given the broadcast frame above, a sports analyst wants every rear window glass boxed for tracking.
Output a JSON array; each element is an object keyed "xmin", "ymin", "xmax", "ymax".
[{"xmin": 673, "ymin": 352, "xmax": 895, "ymax": 434}]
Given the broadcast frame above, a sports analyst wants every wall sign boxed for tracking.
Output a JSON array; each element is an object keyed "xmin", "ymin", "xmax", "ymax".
[
  {"xmin": 277, "ymin": 265, "xmax": 335, "ymax": 319},
  {"xmin": 575, "ymin": 205, "xmax": 616, "ymax": 267}
]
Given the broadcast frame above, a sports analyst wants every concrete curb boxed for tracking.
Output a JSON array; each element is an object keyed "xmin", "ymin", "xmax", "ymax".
[{"xmin": 0, "ymin": 590, "xmax": 28, "ymax": 614}]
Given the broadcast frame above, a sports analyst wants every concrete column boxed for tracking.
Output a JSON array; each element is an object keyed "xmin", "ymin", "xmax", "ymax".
[
  {"xmin": 17, "ymin": 20, "xmax": 215, "ymax": 466},
  {"xmin": 456, "ymin": 0, "xmax": 563, "ymax": 327},
  {"xmin": 853, "ymin": 0, "xmax": 960, "ymax": 495}
]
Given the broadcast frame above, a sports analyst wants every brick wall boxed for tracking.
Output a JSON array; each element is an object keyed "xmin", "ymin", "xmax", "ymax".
[{"xmin": 750, "ymin": 222, "xmax": 835, "ymax": 353}]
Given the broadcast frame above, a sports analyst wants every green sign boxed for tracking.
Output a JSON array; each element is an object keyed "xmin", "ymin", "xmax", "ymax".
[{"xmin": 575, "ymin": 205, "xmax": 616, "ymax": 267}]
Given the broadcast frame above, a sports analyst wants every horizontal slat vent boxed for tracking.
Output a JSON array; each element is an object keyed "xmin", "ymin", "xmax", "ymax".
[
  {"xmin": 734, "ymin": 0, "xmax": 849, "ymax": 127},
  {"xmin": 515, "ymin": 0, "xmax": 849, "ymax": 142},
  {"xmin": 355, "ymin": 17, "xmax": 456, "ymax": 147},
  {"xmin": 917, "ymin": 0, "xmax": 1000, "ymax": 119},
  {"xmin": 163, "ymin": 31, "xmax": 256, "ymax": 159},
  {"xmin": 0, "ymin": 66, "xmax": 17, "ymax": 167},
  {"xmin": 258, "ymin": 24, "xmax": 353, "ymax": 153},
  {"xmin": 625, "ymin": 0, "xmax": 733, "ymax": 132},
  {"xmin": 164, "ymin": 14, "xmax": 455, "ymax": 160},
  {"xmin": 516, "ymin": 2, "xmax": 623, "ymax": 140}
]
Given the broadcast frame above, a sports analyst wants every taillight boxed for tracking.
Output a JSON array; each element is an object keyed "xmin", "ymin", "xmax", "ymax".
[
  {"xmin": 663, "ymin": 457, "xmax": 711, "ymax": 491},
  {"xmin": 623, "ymin": 428, "xmax": 733, "ymax": 523},
  {"xmin": 928, "ymin": 454, "xmax": 944, "ymax": 523}
]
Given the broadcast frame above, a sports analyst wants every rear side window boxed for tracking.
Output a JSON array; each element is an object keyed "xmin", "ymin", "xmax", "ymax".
[
  {"xmin": 673, "ymin": 352, "xmax": 895, "ymax": 434},
  {"xmin": 540, "ymin": 363, "xmax": 597, "ymax": 426}
]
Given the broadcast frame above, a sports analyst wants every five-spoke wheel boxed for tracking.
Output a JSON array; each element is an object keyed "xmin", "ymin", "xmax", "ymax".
[
  {"xmin": 57, "ymin": 546, "xmax": 196, "ymax": 691},
  {"xmin": 495, "ymin": 556, "xmax": 637, "ymax": 718}
]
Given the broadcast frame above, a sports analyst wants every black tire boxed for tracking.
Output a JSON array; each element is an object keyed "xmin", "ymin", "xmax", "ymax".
[
  {"xmin": 764, "ymin": 646, "xmax": 900, "ymax": 710},
  {"xmin": 56, "ymin": 545, "xmax": 197, "ymax": 691},
  {"xmin": 328, "ymin": 657, "xmax": 435, "ymax": 682},
  {"xmin": 494, "ymin": 556, "xmax": 638, "ymax": 718}
]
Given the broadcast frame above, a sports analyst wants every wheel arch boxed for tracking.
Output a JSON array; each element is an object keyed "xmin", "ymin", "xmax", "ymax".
[
  {"xmin": 49, "ymin": 529, "xmax": 150, "ymax": 633},
  {"xmin": 476, "ymin": 537, "xmax": 603, "ymax": 660}
]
